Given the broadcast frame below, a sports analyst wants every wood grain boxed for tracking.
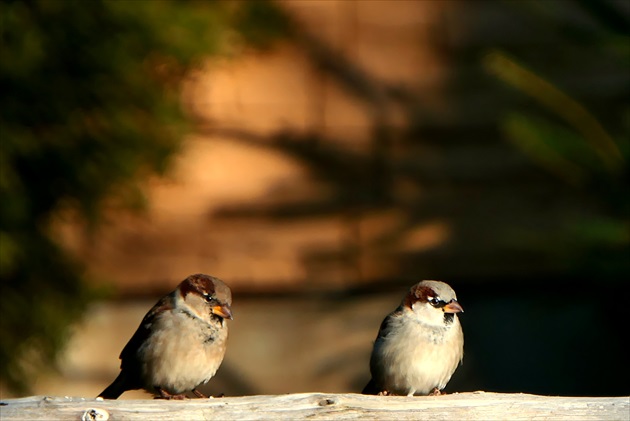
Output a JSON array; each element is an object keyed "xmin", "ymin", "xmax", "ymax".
[{"xmin": 1, "ymin": 392, "xmax": 628, "ymax": 420}]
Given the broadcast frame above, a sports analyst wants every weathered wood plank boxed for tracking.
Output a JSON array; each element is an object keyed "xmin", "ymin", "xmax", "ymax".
[{"xmin": 1, "ymin": 392, "xmax": 628, "ymax": 421}]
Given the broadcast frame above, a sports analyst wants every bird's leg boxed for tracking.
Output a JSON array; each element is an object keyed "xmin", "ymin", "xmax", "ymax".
[
  {"xmin": 155, "ymin": 387, "xmax": 187, "ymax": 400},
  {"xmin": 429, "ymin": 387, "xmax": 443, "ymax": 396},
  {"xmin": 192, "ymin": 388, "xmax": 208, "ymax": 398}
]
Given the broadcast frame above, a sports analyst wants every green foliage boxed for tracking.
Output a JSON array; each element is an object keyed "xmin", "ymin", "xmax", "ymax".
[
  {"xmin": 483, "ymin": 0, "xmax": 629, "ymax": 278},
  {"xmin": 0, "ymin": 0, "xmax": 287, "ymax": 393}
]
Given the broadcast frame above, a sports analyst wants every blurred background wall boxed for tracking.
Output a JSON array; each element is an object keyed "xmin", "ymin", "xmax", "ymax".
[{"xmin": 1, "ymin": 0, "xmax": 628, "ymax": 399}]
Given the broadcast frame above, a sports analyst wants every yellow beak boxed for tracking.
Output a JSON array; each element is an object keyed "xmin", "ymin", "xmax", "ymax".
[
  {"xmin": 443, "ymin": 300, "xmax": 463, "ymax": 314},
  {"xmin": 211, "ymin": 304, "xmax": 233, "ymax": 320}
]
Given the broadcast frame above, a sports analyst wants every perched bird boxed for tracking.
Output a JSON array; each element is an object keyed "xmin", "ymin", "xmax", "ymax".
[
  {"xmin": 362, "ymin": 280, "xmax": 464, "ymax": 396},
  {"xmin": 98, "ymin": 274, "xmax": 233, "ymax": 399}
]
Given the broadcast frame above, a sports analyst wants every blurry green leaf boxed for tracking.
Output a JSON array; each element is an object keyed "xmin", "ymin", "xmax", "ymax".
[
  {"xmin": 503, "ymin": 113, "xmax": 597, "ymax": 186},
  {"xmin": 483, "ymin": 51, "xmax": 624, "ymax": 175},
  {"xmin": 570, "ymin": 216, "xmax": 629, "ymax": 245}
]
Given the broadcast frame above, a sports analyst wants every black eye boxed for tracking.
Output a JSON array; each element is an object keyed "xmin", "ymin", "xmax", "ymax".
[
  {"xmin": 428, "ymin": 297, "xmax": 441, "ymax": 307},
  {"xmin": 203, "ymin": 293, "xmax": 213, "ymax": 302}
]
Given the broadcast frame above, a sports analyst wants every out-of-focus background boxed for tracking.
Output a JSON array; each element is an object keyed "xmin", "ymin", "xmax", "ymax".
[{"xmin": 1, "ymin": 0, "xmax": 628, "ymax": 399}]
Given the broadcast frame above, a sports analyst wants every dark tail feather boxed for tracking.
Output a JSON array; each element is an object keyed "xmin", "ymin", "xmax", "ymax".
[
  {"xmin": 362, "ymin": 378, "xmax": 379, "ymax": 395},
  {"xmin": 98, "ymin": 372, "xmax": 128, "ymax": 399}
]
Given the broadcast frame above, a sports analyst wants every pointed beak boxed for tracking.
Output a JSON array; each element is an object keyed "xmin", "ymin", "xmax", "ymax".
[
  {"xmin": 443, "ymin": 300, "xmax": 463, "ymax": 314},
  {"xmin": 211, "ymin": 304, "xmax": 233, "ymax": 320}
]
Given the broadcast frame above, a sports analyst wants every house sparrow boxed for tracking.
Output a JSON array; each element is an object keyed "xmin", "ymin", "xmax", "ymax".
[
  {"xmin": 362, "ymin": 280, "xmax": 464, "ymax": 396},
  {"xmin": 98, "ymin": 274, "xmax": 233, "ymax": 399}
]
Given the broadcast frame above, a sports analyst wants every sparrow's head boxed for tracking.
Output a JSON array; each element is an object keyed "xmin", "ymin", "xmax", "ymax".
[
  {"xmin": 403, "ymin": 280, "xmax": 463, "ymax": 327},
  {"xmin": 178, "ymin": 273, "xmax": 233, "ymax": 323}
]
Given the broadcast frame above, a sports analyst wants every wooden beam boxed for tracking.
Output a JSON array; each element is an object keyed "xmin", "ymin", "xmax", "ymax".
[{"xmin": 1, "ymin": 392, "xmax": 628, "ymax": 420}]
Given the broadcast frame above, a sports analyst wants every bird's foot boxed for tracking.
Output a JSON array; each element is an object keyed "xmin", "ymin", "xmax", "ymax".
[
  {"xmin": 429, "ymin": 387, "xmax": 443, "ymax": 396},
  {"xmin": 155, "ymin": 388, "xmax": 187, "ymax": 400},
  {"xmin": 377, "ymin": 390, "xmax": 390, "ymax": 396},
  {"xmin": 192, "ymin": 389, "xmax": 208, "ymax": 399}
]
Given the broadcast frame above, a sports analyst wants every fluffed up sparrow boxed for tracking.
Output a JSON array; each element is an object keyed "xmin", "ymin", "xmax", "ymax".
[
  {"xmin": 98, "ymin": 273, "xmax": 233, "ymax": 399},
  {"xmin": 362, "ymin": 280, "xmax": 464, "ymax": 396}
]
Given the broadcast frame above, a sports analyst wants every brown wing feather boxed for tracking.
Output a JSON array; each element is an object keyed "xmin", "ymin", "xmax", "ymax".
[
  {"xmin": 361, "ymin": 308, "xmax": 404, "ymax": 395},
  {"xmin": 119, "ymin": 294, "xmax": 174, "ymax": 369},
  {"xmin": 99, "ymin": 294, "xmax": 175, "ymax": 398},
  {"xmin": 374, "ymin": 307, "xmax": 403, "ymax": 341}
]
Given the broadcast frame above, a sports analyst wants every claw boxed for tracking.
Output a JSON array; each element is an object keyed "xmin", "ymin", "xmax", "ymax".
[
  {"xmin": 156, "ymin": 387, "xmax": 187, "ymax": 400},
  {"xmin": 192, "ymin": 389, "xmax": 208, "ymax": 399}
]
